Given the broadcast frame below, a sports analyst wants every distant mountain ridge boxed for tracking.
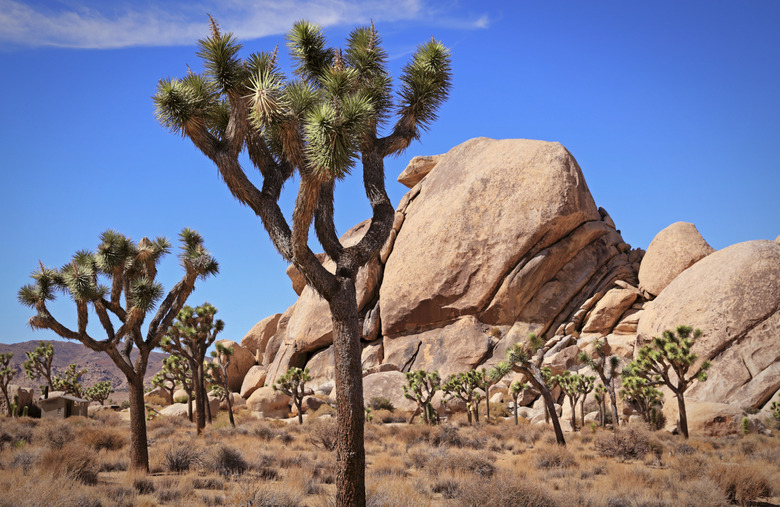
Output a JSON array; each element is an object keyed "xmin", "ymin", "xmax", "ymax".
[{"xmin": 0, "ymin": 340, "xmax": 167, "ymax": 396}]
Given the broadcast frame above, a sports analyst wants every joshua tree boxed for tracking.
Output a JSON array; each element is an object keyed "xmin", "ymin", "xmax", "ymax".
[
  {"xmin": 506, "ymin": 334, "xmax": 566, "ymax": 445},
  {"xmin": 85, "ymin": 380, "xmax": 114, "ymax": 405},
  {"xmin": 211, "ymin": 343, "xmax": 235, "ymax": 427},
  {"xmin": 154, "ymin": 18, "xmax": 451, "ymax": 505},
  {"xmin": 620, "ymin": 370, "xmax": 664, "ymax": 427},
  {"xmin": 578, "ymin": 375, "xmax": 595, "ymax": 429},
  {"xmin": 52, "ymin": 364, "xmax": 86, "ymax": 398},
  {"xmin": 624, "ymin": 325, "xmax": 709, "ymax": 438},
  {"xmin": 578, "ymin": 337, "xmax": 621, "ymax": 429},
  {"xmin": 402, "ymin": 369, "xmax": 441, "ymax": 425},
  {"xmin": 554, "ymin": 371, "xmax": 584, "ymax": 431},
  {"xmin": 481, "ymin": 362, "xmax": 512, "ymax": 422},
  {"xmin": 18, "ymin": 229, "xmax": 218, "ymax": 471},
  {"xmin": 509, "ymin": 379, "xmax": 529, "ymax": 426},
  {"xmin": 162, "ymin": 303, "xmax": 223, "ymax": 433},
  {"xmin": 0, "ymin": 352, "xmax": 16, "ymax": 416},
  {"xmin": 154, "ymin": 354, "xmax": 193, "ymax": 418},
  {"xmin": 443, "ymin": 370, "xmax": 484, "ymax": 424},
  {"xmin": 594, "ymin": 383, "xmax": 608, "ymax": 427},
  {"xmin": 23, "ymin": 341, "xmax": 54, "ymax": 392},
  {"xmin": 274, "ymin": 366, "xmax": 313, "ymax": 425}
]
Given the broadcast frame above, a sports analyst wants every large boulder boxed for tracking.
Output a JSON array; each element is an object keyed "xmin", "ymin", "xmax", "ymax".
[
  {"xmin": 380, "ymin": 138, "xmax": 603, "ymax": 337},
  {"xmin": 581, "ymin": 287, "xmax": 639, "ymax": 334},
  {"xmin": 638, "ymin": 222, "xmax": 715, "ymax": 297},
  {"xmin": 637, "ymin": 240, "xmax": 780, "ymax": 409},
  {"xmin": 241, "ymin": 313, "xmax": 282, "ymax": 363},
  {"xmin": 662, "ymin": 398, "xmax": 744, "ymax": 437},
  {"xmin": 144, "ymin": 386, "xmax": 173, "ymax": 405},
  {"xmin": 215, "ymin": 340, "xmax": 257, "ymax": 392},
  {"xmin": 362, "ymin": 371, "xmax": 417, "ymax": 412},
  {"xmin": 159, "ymin": 403, "xmax": 189, "ymax": 418},
  {"xmin": 246, "ymin": 386, "xmax": 291, "ymax": 418},
  {"xmin": 239, "ymin": 365, "xmax": 267, "ymax": 399}
]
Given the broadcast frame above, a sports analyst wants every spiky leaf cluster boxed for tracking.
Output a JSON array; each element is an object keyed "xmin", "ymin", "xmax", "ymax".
[
  {"xmin": 162, "ymin": 302, "xmax": 224, "ymax": 360},
  {"xmin": 23, "ymin": 341, "xmax": 54, "ymax": 389},
  {"xmin": 154, "ymin": 354, "xmax": 192, "ymax": 392},
  {"xmin": 52, "ymin": 363, "xmax": 86, "ymax": 398},
  {"xmin": 273, "ymin": 366, "xmax": 312, "ymax": 399},
  {"xmin": 443, "ymin": 369, "xmax": 485, "ymax": 423},
  {"xmin": 85, "ymin": 380, "xmax": 114, "ymax": 405}
]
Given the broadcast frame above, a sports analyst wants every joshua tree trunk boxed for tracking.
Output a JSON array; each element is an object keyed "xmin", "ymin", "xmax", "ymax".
[
  {"xmin": 1, "ymin": 389, "xmax": 11, "ymax": 417},
  {"xmin": 192, "ymin": 362, "xmax": 206, "ymax": 433},
  {"xmin": 128, "ymin": 375, "xmax": 149, "ymax": 472},
  {"xmin": 676, "ymin": 391, "xmax": 689, "ymax": 439},
  {"xmin": 569, "ymin": 397, "xmax": 577, "ymax": 430},
  {"xmin": 523, "ymin": 367, "xmax": 565, "ymax": 446},
  {"xmin": 330, "ymin": 281, "xmax": 366, "ymax": 507},
  {"xmin": 187, "ymin": 390, "xmax": 193, "ymax": 422},
  {"xmin": 607, "ymin": 379, "xmax": 620, "ymax": 429},
  {"xmin": 296, "ymin": 398, "xmax": 303, "ymax": 425},
  {"xmin": 580, "ymin": 397, "xmax": 587, "ymax": 429},
  {"xmin": 484, "ymin": 387, "xmax": 491, "ymax": 422},
  {"xmin": 513, "ymin": 395, "xmax": 519, "ymax": 426}
]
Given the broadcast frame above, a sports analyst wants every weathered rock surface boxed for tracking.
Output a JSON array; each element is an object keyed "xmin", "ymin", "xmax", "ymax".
[
  {"xmin": 662, "ymin": 398, "xmax": 744, "ymax": 436},
  {"xmin": 240, "ymin": 365, "xmax": 267, "ymax": 399},
  {"xmin": 144, "ymin": 386, "xmax": 173, "ymax": 405},
  {"xmin": 637, "ymin": 240, "xmax": 780, "ymax": 409},
  {"xmin": 159, "ymin": 403, "xmax": 189, "ymax": 418},
  {"xmin": 581, "ymin": 287, "xmax": 638, "ymax": 334},
  {"xmin": 397, "ymin": 154, "xmax": 443, "ymax": 188},
  {"xmin": 638, "ymin": 222, "xmax": 715, "ymax": 297},
  {"xmin": 215, "ymin": 340, "xmax": 257, "ymax": 393},
  {"xmin": 362, "ymin": 371, "xmax": 417, "ymax": 412},
  {"xmin": 246, "ymin": 386, "xmax": 291, "ymax": 418},
  {"xmin": 241, "ymin": 313, "xmax": 282, "ymax": 362}
]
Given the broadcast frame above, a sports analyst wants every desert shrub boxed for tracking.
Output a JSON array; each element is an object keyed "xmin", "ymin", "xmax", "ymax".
[
  {"xmin": 132, "ymin": 478, "xmax": 155, "ymax": 495},
  {"xmin": 708, "ymin": 463, "xmax": 773, "ymax": 505},
  {"xmin": 40, "ymin": 443, "xmax": 99, "ymax": 485},
  {"xmin": 35, "ymin": 422, "xmax": 74, "ymax": 449},
  {"xmin": 309, "ymin": 403, "xmax": 337, "ymax": 418},
  {"xmin": 448, "ymin": 470, "xmax": 557, "ymax": 507},
  {"xmin": 9, "ymin": 450, "xmax": 39, "ymax": 471},
  {"xmin": 533, "ymin": 443, "xmax": 577, "ymax": 470},
  {"xmin": 489, "ymin": 402, "xmax": 510, "ymax": 418},
  {"xmin": 192, "ymin": 477, "xmax": 224, "ymax": 490},
  {"xmin": 173, "ymin": 395, "xmax": 189, "ymax": 404},
  {"xmin": 595, "ymin": 426, "xmax": 660, "ymax": 462},
  {"xmin": 206, "ymin": 445, "xmax": 248, "ymax": 477},
  {"xmin": 145, "ymin": 393, "xmax": 170, "ymax": 406},
  {"xmin": 431, "ymin": 476, "xmax": 460, "ymax": 499},
  {"xmin": 91, "ymin": 409, "xmax": 123, "ymax": 427},
  {"xmin": 670, "ymin": 454, "xmax": 709, "ymax": 481},
  {"xmin": 163, "ymin": 443, "xmax": 201, "ymax": 473},
  {"xmin": 430, "ymin": 425, "xmax": 464, "ymax": 448},
  {"xmin": 365, "ymin": 476, "xmax": 431, "ymax": 506},
  {"xmin": 80, "ymin": 427, "xmax": 126, "ymax": 451},
  {"xmin": 309, "ymin": 419, "xmax": 338, "ymax": 451},
  {"xmin": 372, "ymin": 408, "xmax": 405, "ymax": 424},
  {"xmin": 228, "ymin": 483, "xmax": 304, "ymax": 507},
  {"xmin": 103, "ymin": 486, "xmax": 136, "ymax": 506},
  {"xmin": 369, "ymin": 396, "xmax": 395, "ymax": 412},
  {"xmin": 251, "ymin": 423, "xmax": 278, "ymax": 441}
]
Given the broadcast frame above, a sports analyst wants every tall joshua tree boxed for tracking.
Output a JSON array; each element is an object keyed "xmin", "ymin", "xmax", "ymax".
[
  {"xmin": 52, "ymin": 363, "xmax": 87, "ymax": 398},
  {"xmin": 210, "ymin": 343, "xmax": 235, "ymax": 427},
  {"xmin": 162, "ymin": 303, "xmax": 223, "ymax": 434},
  {"xmin": 18, "ymin": 229, "xmax": 217, "ymax": 471},
  {"xmin": 506, "ymin": 334, "xmax": 566, "ymax": 445},
  {"xmin": 624, "ymin": 325, "xmax": 709, "ymax": 438},
  {"xmin": 403, "ymin": 369, "xmax": 441, "ymax": 425},
  {"xmin": 23, "ymin": 341, "xmax": 54, "ymax": 392},
  {"xmin": 154, "ymin": 18, "xmax": 451, "ymax": 505}
]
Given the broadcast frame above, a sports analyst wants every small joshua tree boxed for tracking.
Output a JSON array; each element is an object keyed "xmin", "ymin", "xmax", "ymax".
[
  {"xmin": 154, "ymin": 355, "xmax": 193, "ymax": 417},
  {"xmin": 578, "ymin": 375, "xmax": 595, "ymax": 430},
  {"xmin": 620, "ymin": 369, "xmax": 664, "ymax": 427},
  {"xmin": 274, "ymin": 366, "xmax": 313, "ymax": 425},
  {"xmin": 0, "ymin": 352, "xmax": 16, "ymax": 416},
  {"xmin": 18, "ymin": 229, "xmax": 218, "ymax": 472},
  {"xmin": 771, "ymin": 401, "xmax": 780, "ymax": 429},
  {"xmin": 162, "ymin": 303, "xmax": 224, "ymax": 434},
  {"xmin": 506, "ymin": 334, "xmax": 566, "ymax": 445},
  {"xmin": 211, "ymin": 343, "xmax": 235, "ymax": 427},
  {"xmin": 403, "ymin": 370, "xmax": 441, "ymax": 425},
  {"xmin": 85, "ymin": 380, "xmax": 114, "ymax": 406},
  {"xmin": 23, "ymin": 341, "xmax": 54, "ymax": 392},
  {"xmin": 555, "ymin": 371, "xmax": 584, "ymax": 431},
  {"xmin": 509, "ymin": 379, "xmax": 529, "ymax": 426},
  {"xmin": 625, "ymin": 325, "xmax": 710, "ymax": 438},
  {"xmin": 594, "ymin": 383, "xmax": 608, "ymax": 427},
  {"xmin": 443, "ymin": 370, "xmax": 484, "ymax": 424},
  {"xmin": 52, "ymin": 364, "xmax": 86, "ymax": 398},
  {"xmin": 481, "ymin": 362, "xmax": 512, "ymax": 422},
  {"xmin": 578, "ymin": 337, "xmax": 621, "ymax": 429}
]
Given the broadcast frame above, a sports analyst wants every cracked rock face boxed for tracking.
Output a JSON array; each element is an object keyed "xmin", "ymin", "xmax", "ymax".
[{"xmin": 637, "ymin": 240, "xmax": 780, "ymax": 409}]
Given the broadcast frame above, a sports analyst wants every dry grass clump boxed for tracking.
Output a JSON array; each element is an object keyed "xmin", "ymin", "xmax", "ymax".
[
  {"xmin": 205, "ymin": 444, "xmax": 248, "ymax": 477},
  {"xmin": 709, "ymin": 463, "xmax": 773, "ymax": 505},
  {"xmin": 446, "ymin": 470, "xmax": 557, "ymax": 507},
  {"xmin": 78, "ymin": 425, "xmax": 127, "ymax": 451},
  {"xmin": 40, "ymin": 443, "xmax": 99, "ymax": 485},
  {"xmin": 595, "ymin": 425, "xmax": 661, "ymax": 462},
  {"xmin": 532, "ymin": 441, "xmax": 577, "ymax": 470},
  {"xmin": 162, "ymin": 442, "xmax": 202, "ymax": 473},
  {"xmin": 308, "ymin": 418, "xmax": 338, "ymax": 451}
]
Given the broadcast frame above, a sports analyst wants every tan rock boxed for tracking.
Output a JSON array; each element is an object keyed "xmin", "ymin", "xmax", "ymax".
[
  {"xmin": 241, "ymin": 313, "xmax": 282, "ymax": 361},
  {"xmin": 581, "ymin": 287, "xmax": 638, "ymax": 334},
  {"xmin": 361, "ymin": 341, "xmax": 383, "ymax": 370},
  {"xmin": 306, "ymin": 346, "xmax": 334, "ymax": 391},
  {"xmin": 144, "ymin": 386, "xmax": 173, "ymax": 405},
  {"xmin": 637, "ymin": 240, "xmax": 780, "ymax": 409},
  {"xmin": 262, "ymin": 304, "xmax": 295, "ymax": 368},
  {"xmin": 381, "ymin": 138, "xmax": 601, "ymax": 337},
  {"xmin": 362, "ymin": 371, "xmax": 417, "ymax": 412},
  {"xmin": 246, "ymin": 386, "xmax": 291, "ymax": 418},
  {"xmin": 172, "ymin": 388, "xmax": 189, "ymax": 403},
  {"xmin": 215, "ymin": 340, "xmax": 257, "ymax": 393},
  {"xmin": 542, "ymin": 344, "xmax": 580, "ymax": 375},
  {"xmin": 362, "ymin": 302, "xmax": 381, "ymax": 341},
  {"xmin": 662, "ymin": 398, "xmax": 744, "ymax": 436},
  {"xmin": 638, "ymin": 222, "xmax": 715, "ymax": 296},
  {"xmin": 239, "ymin": 365, "xmax": 267, "ymax": 399},
  {"xmin": 613, "ymin": 309, "xmax": 643, "ymax": 335},
  {"xmin": 382, "ymin": 316, "xmax": 492, "ymax": 378},
  {"xmin": 397, "ymin": 154, "xmax": 442, "ymax": 188},
  {"xmin": 159, "ymin": 403, "xmax": 189, "ymax": 418}
]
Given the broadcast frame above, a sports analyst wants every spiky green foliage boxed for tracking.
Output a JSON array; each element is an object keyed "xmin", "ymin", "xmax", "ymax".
[
  {"xmin": 0, "ymin": 352, "xmax": 16, "ymax": 416},
  {"xmin": 23, "ymin": 341, "xmax": 54, "ymax": 391},
  {"xmin": 274, "ymin": 366, "xmax": 313, "ymax": 425},
  {"xmin": 509, "ymin": 379, "xmax": 530, "ymax": 426},
  {"xmin": 624, "ymin": 325, "xmax": 709, "ymax": 438},
  {"xmin": 620, "ymin": 367, "xmax": 664, "ymax": 427},
  {"xmin": 443, "ymin": 370, "xmax": 485, "ymax": 425},
  {"xmin": 397, "ymin": 38, "xmax": 452, "ymax": 137},
  {"xmin": 481, "ymin": 361, "xmax": 512, "ymax": 422},
  {"xmin": 52, "ymin": 363, "xmax": 86, "ymax": 398},
  {"xmin": 594, "ymin": 383, "xmax": 608, "ymax": 427},
  {"xmin": 578, "ymin": 337, "xmax": 622, "ymax": 429},
  {"xmin": 85, "ymin": 380, "xmax": 114, "ymax": 406},
  {"xmin": 554, "ymin": 371, "xmax": 584, "ymax": 431},
  {"xmin": 402, "ymin": 369, "xmax": 441, "ymax": 425}
]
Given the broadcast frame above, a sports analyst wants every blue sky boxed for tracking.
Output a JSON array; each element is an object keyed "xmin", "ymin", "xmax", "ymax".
[{"xmin": 1, "ymin": 1, "xmax": 778, "ymax": 346}]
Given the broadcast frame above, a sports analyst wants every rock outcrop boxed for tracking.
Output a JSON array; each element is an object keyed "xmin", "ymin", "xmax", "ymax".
[{"xmin": 638, "ymin": 222, "xmax": 715, "ymax": 297}]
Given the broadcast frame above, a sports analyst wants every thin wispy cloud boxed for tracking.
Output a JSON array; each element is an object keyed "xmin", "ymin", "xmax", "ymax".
[{"xmin": 0, "ymin": 0, "xmax": 488, "ymax": 49}]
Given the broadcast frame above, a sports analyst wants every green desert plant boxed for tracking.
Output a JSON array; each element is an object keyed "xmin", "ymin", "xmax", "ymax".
[
  {"xmin": 509, "ymin": 379, "xmax": 530, "ymax": 426},
  {"xmin": 443, "ymin": 370, "xmax": 484, "ymax": 425},
  {"xmin": 211, "ymin": 343, "xmax": 235, "ymax": 427},
  {"xmin": 161, "ymin": 302, "xmax": 224, "ymax": 434},
  {"xmin": 23, "ymin": 341, "xmax": 54, "ymax": 392},
  {"xmin": 481, "ymin": 362, "xmax": 512, "ymax": 422},
  {"xmin": 578, "ymin": 336, "xmax": 621, "ymax": 429},
  {"xmin": 52, "ymin": 364, "xmax": 86, "ymax": 398},
  {"xmin": 18, "ymin": 229, "xmax": 218, "ymax": 472},
  {"xmin": 274, "ymin": 366, "xmax": 312, "ymax": 425},
  {"xmin": 154, "ymin": 17, "xmax": 451, "ymax": 507},
  {"xmin": 620, "ymin": 370, "xmax": 664, "ymax": 427},
  {"xmin": 403, "ymin": 369, "xmax": 441, "ymax": 425},
  {"xmin": 154, "ymin": 354, "xmax": 193, "ymax": 418},
  {"xmin": 0, "ymin": 352, "xmax": 16, "ymax": 416},
  {"xmin": 624, "ymin": 325, "xmax": 710, "ymax": 438},
  {"xmin": 84, "ymin": 380, "xmax": 114, "ymax": 406}
]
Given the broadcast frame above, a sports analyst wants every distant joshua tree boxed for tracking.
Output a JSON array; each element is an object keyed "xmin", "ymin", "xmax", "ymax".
[
  {"xmin": 153, "ymin": 354, "xmax": 193, "ymax": 418},
  {"xmin": 18, "ymin": 229, "xmax": 217, "ymax": 472},
  {"xmin": 623, "ymin": 325, "xmax": 709, "ymax": 438},
  {"xmin": 154, "ymin": 17, "xmax": 451, "ymax": 506},
  {"xmin": 210, "ymin": 343, "xmax": 235, "ymax": 427},
  {"xmin": 162, "ymin": 303, "xmax": 224, "ymax": 434},
  {"xmin": 578, "ymin": 337, "xmax": 621, "ymax": 429},
  {"xmin": 443, "ymin": 370, "xmax": 484, "ymax": 424},
  {"xmin": 481, "ymin": 362, "xmax": 512, "ymax": 422},
  {"xmin": 52, "ymin": 364, "xmax": 86, "ymax": 398},
  {"xmin": 85, "ymin": 380, "xmax": 114, "ymax": 406},
  {"xmin": 274, "ymin": 366, "xmax": 313, "ymax": 425},
  {"xmin": 0, "ymin": 352, "xmax": 16, "ymax": 416},
  {"xmin": 403, "ymin": 369, "xmax": 441, "ymax": 425},
  {"xmin": 23, "ymin": 341, "xmax": 54, "ymax": 392},
  {"xmin": 509, "ymin": 379, "xmax": 529, "ymax": 426}
]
